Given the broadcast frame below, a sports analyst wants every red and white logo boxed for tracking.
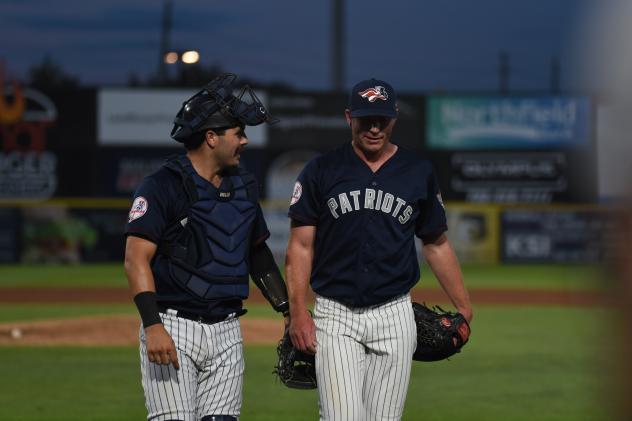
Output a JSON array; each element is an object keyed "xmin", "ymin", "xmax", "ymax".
[
  {"xmin": 358, "ymin": 86, "xmax": 388, "ymax": 102},
  {"xmin": 440, "ymin": 317, "xmax": 452, "ymax": 328},
  {"xmin": 290, "ymin": 181, "xmax": 302, "ymax": 205},
  {"xmin": 128, "ymin": 196, "xmax": 148, "ymax": 222}
]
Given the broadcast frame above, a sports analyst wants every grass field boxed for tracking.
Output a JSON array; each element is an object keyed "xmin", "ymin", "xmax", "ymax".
[
  {"xmin": 0, "ymin": 263, "xmax": 617, "ymax": 420},
  {"xmin": 0, "ymin": 306, "xmax": 615, "ymax": 421},
  {"xmin": 0, "ymin": 262, "xmax": 607, "ymax": 290}
]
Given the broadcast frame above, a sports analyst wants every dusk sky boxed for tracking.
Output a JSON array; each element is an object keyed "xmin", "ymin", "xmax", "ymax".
[{"xmin": 0, "ymin": 0, "xmax": 616, "ymax": 93}]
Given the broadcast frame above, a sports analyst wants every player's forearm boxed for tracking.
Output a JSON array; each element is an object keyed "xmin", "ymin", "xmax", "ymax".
[
  {"xmin": 285, "ymin": 243, "xmax": 313, "ymax": 316},
  {"xmin": 249, "ymin": 243, "xmax": 290, "ymax": 315},
  {"xmin": 124, "ymin": 253, "xmax": 157, "ymax": 295},
  {"xmin": 422, "ymin": 238, "xmax": 472, "ymax": 321},
  {"xmin": 124, "ymin": 236, "xmax": 162, "ymax": 327}
]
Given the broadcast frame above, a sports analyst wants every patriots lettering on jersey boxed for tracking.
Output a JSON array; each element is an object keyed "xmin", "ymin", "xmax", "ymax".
[{"xmin": 326, "ymin": 188, "xmax": 413, "ymax": 224}]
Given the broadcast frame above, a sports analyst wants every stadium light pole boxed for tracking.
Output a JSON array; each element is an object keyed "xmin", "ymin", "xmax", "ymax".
[
  {"xmin": 550, "ymin": 55, "xmax": 560, "ymax": 94},
  {"xmin": 158, "ymin": 0, "xmax": 174, "ymax": 83},
  {"xmin": 498, "ymin": 50, "xmax": 510, "ymax": 94},
  {"xmin": 332, "ymin": 0, "xmax": 345, "ymax": 92}
]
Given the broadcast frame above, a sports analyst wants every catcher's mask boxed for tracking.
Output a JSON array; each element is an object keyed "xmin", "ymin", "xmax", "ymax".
[{"xmin": 171, "ymin": 73, "xmax": 278, "ymax": 142}]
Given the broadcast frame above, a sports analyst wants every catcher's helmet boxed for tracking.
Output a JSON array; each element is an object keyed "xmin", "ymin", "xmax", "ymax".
[{"xmin": 171, "ymin": 73, "xmax": 278, "ymax": 142}]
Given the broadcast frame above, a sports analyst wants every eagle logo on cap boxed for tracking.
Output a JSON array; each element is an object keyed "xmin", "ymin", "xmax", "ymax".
[{"xmin": 358, "ymin": 86, "xmax": 388, "ymax": 102}]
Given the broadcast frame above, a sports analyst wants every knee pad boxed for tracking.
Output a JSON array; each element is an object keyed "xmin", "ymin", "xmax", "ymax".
[{"xmin": 201, "ymin": 416, "xmax": 237, "ymax": 421}]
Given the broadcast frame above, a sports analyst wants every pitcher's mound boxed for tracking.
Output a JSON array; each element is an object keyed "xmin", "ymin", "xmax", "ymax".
[{"xmin": 0, "ymin": 315, "xmax": 284, "ymax": 346}]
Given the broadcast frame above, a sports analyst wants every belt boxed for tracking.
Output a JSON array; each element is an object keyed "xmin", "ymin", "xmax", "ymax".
[{"xmin": 158, "ymin": 306, "xmax": 246, "ymax": 325}]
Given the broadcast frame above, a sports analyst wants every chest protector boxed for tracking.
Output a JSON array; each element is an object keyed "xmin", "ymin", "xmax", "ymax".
[{"xmin": 160, "ymin": 155, "xmax": 258, "ymax": 301}]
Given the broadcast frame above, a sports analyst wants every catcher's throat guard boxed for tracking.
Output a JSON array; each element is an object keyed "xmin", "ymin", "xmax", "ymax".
[{"xmin": 412, "ymin": 302, "xmax": 470, "ymax": 362}]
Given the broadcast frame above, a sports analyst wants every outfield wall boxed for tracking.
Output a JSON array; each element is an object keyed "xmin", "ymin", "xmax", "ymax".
[
  {"xmin": 0, "ymin": 200, "xmax": 618, "ymax": 265},
  {"xmin": 1, "ymin": 83, "xmax": 612, "ymax": 265}
]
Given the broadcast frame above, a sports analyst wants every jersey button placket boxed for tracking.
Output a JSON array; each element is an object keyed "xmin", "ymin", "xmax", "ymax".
[
  {"xmin": 362, "ymin": 238, "xmax": 372, "ymax": 273},
  {"xmin": 367, "ymin": 179, "xmax": 377, "ymax": 222}
]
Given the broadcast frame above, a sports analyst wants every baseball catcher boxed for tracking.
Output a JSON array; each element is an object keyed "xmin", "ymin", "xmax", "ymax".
[
  {"xmin": 274, "ymin": 326, "xmax": 317, "ymax": 389},
  {"xmin": 412, "ymin": 302, "xmax": 471, "ymax": 362}
]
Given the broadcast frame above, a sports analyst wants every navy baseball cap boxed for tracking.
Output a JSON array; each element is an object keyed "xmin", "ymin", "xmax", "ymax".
[{"xmin": 348, "ymin": 78, "xmax": 397, "ymax": 118}]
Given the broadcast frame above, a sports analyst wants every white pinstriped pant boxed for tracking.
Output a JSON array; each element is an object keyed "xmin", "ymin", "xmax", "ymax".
[
  {"xmin": 314, "ymin": 293, "xmax": 417, "ymax": 421},
  {"xmin": 139, "ymin": 311, "xmax": 244, "ymax": 421}
]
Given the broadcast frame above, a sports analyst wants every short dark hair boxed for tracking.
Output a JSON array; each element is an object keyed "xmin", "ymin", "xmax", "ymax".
[{"xmin": 183, "ymin": 127, "xmax": 228, "ymax": 150}]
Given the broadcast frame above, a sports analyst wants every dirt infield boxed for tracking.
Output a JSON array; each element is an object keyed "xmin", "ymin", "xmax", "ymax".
[
  {"xmin": 0, "ymin": 286, "xmax": 610, "ymax": 347},
  {"xmin": 0, "ymin": 315, "xmax": 284, "ymax": 347}
]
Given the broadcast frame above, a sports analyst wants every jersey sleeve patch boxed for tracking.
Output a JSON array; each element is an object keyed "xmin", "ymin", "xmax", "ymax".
[
  {"xmin": 128, "ymin": 196, "xmax": 149, "ymax": 222},
  {"xmin": 290, "ymin": 181, "xmax": 303, "ymax": 205}
]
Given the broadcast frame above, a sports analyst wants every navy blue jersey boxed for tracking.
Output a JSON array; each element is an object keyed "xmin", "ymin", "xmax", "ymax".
[
  {"xmin": 125, "ymin": 157, "xmax": 269, "ymax": 316},
  {"xmin": 288, "ymin": 142, "xmax": 447, "ymax": 307}
]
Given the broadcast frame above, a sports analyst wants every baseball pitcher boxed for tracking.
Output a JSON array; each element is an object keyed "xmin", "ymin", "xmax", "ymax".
[{"xmin": 285, "ymin": 78, "xmax": 473, "ymax": 421}]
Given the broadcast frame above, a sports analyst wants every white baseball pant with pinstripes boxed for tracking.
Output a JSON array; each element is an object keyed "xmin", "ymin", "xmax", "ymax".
[
  {"xmin": 139, "ymin": 310, "xmax": 244, "ymax": 420},
  {"xmin": 314, "ymin": 293, "xmax": 417, "ymax": 421}
]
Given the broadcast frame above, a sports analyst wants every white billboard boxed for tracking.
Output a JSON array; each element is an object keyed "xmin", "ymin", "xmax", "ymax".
[{"xmin": 97, "ymin": 88, "xmax": 268, "ymax": 147}]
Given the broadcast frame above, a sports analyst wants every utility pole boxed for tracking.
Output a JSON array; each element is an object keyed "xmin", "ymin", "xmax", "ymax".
[
  {"xmin": 498, "ymin": 50, "xmax": 510, "ymax": 94},
  {"xmin": 498, "ymin": 50, "xmax": 510, "ymax": 95},
  {"xmin": 158, "ymin": 0, "xmax": 173, "ymax": 84},
  {"xmin": 550, "ymin": 55, "xmax": 560, "ymax": 94},
  {"xmin": 332, "ymin": 0, "xmax": 345, "ymax": 92}
]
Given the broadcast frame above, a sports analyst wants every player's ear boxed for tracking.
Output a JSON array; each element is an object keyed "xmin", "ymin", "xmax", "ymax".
[
  {"xmin": 205, "ymin": 130, "xmax": 219, "ymax": 149},
  {"xmin": 344, "ymin": 109, "xmax": 352, "ymax": 126}
]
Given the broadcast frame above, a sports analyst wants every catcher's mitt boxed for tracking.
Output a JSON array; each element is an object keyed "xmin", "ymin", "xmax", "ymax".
[
  {"xmin": 412, "ymin": 302, "xmax": 470, "ymax": 362},
  {"xmin": 273, "ymin": 327, "xmax": 317, "ymax": 389}
]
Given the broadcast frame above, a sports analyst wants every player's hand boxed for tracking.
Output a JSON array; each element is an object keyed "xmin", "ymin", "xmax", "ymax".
[
  {"xmin": 289, "ymin": 309, "xmax": 317, "ymax": 355},
  {"xmin": 458, "ymin": 307, "xmax": 473, "ymax": 324},
  {"xmin": 144, "ymin": 324, "xmax": 180, "ymax": 370},
  {"xmin": 456, "ymin": 307, "xmax": 473, "ymax": 343}
]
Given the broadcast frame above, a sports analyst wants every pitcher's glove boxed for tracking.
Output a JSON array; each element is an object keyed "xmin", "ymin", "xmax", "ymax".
[
  {"xmin": 412, "ymin": 302, "xmax": 470, "ymax": 362},
  {"xmin": 273, "ymin": 327, "xmax": 317, "ymax": 389}
]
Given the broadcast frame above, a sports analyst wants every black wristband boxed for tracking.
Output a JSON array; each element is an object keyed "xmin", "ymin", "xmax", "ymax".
[{"xmin": 133, "ymin": 291, "xmax": 162, "ymax": 328}]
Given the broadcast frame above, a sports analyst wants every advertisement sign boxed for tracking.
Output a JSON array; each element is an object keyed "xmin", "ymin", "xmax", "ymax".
[
  {"xmin": 427, "ymin": 96, "xmax": 591, "ymax": 149},
  {"xmin": 432, "ymin": 148, "xmax": 597, "ymax": 204},
  {"xmin": 0, "ymin": 208, "xmax": 20, "ymax": 262},
  {"xmin": 0, "ymin": 77, "xmax": 59, "ymax": 200},
  {"xmin": 93, "ymin": 147, "xmax": 269, "ymax": 198},
  {"xmin": 98, "ymin": 88, "xmax": 269, "ymax": 147},
  {"xmin": 450, "ymin": 152, "xmax": 567, "ymax": 203},
  {"xmin": 445, "ymin": 204, "xmax": 500, "ymax": 264},
  {"xmin": 501, "ymin": 208, "xmax": 615, "ymax": 263},
  {"xmin": 268, "ymin": 92, "xmax": 424, "ymax": 151},
  {"xmin": 265, "ymin": 149, "xmax": 320, "ymax": 200},
  {"xmin": 262, "ymin": 203, "xmax": 290, "ymax": 262},
  {"xmin": 596, "ymin": 104, "xmax": 632, "ymax": 200},
  {"xmin": 17, "ymin": 206, "xmax": 128, "ymax": 263}
]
